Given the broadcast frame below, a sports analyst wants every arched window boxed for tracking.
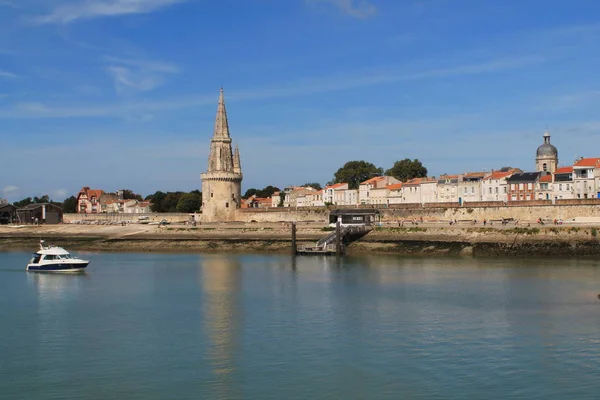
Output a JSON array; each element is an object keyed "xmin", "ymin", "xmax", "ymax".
[{"xmin": 543, "ymin": 163, "xmax": 548, "ymax": 172}]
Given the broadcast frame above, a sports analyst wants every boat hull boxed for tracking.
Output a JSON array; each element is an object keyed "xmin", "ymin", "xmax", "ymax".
[{"xmin": 26, "ymin": 262, "xmax": 89, "ymax": 272}]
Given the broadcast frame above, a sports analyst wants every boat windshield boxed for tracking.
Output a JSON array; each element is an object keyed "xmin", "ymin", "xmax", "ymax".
[{"xmin": 43, "ymin": 254, "xmax": 73, "ymax": 260}]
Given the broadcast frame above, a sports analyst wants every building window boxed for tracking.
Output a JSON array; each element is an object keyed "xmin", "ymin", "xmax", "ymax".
[
  {"xmin": 211, "ymin": 193, "xmax": 213, "ymax": 198},
  {"xmin": 519, "ymin": 183, "xmax": 524, "ymax": 190},
  {"xmin": 471, "ymin": 187, "xmax": 475, "ymax": 194},
  {"xmin": 495, "ymin": 187, "xmax": 499, "ymax": 194},
  {"xmin": 559, "ymin": 184, "xmax": 562, "ymax": 191},
  {"xmin": 225, "ymin": 202, "xmax": 229, "ymax": 208},
  {"xmin": 543, "ymin": 163, "xmax": 547, "ymax": 172}
]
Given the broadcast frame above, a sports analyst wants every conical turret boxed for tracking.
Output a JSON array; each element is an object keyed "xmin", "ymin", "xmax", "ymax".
[
  {"xmin": 212, "ymin": 87, "xmax": 230, "ymax": 141},
  {"xmin": 233, "ymin": 144, "xmax": 241, "ymax": 174}
]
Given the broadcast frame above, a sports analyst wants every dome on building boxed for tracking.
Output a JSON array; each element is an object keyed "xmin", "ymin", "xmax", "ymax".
[{"xmin": 536, "ymin": 131, "xmax": 558, "ymax": 157}]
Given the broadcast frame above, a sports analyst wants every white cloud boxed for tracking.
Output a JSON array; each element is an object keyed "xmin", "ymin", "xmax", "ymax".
[
  {"xmin": 103, "ymin": 56, "xmax": 180, "ymax": 74},
  {"xmin": 31, "ymin": 0, "xmax": 191, "ymax": 24},
  {"xmin": 103, "ymin": 55, "xmax": 179, "ymax": 94},
  {"xmin": 3, "ymin": 185, "xmax": 19, "ymax": 194},
  {"xmin": 53, "ymin": 189, "xmax": 69, "ymax": 199},
  {"xmin": 106, "ymin": 66, "xmax": 163, "ymax": 93},
  {"xmin": 308, "ymin": 0, "xmax": 377, "ymax": 18},
  {"xmin": 0, "ymin": 69, "xmax": 18, "ymax": 79}
]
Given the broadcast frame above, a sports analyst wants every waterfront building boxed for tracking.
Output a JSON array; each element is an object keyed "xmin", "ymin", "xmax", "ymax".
[
  {"xmin": 76, "ymin": 186, "xmax": 104, "ymax": 214},
  {"xmin": 572, "ymin": 158, "xmax": 600, "ymax": 199},
  {"xmin": 536, "ymin": 131, "xmax": 559, "ymax": 174},
  {"xmin": 306, "ymin": 190, "xmax": 325, "ymax": 207},
  {"xmin": 506, "ymin": 172, "xmax": 540, "ymax": 202},
  {"xmin": 437, "ymin": 175, "xmax": 461, "ymax": 204},
  {"xmin": 200, "ymin": 89, "xmax": 243, "ymax": 222},
  {"xmin": 359, "ymin": 176, "xmax": 400, "ymax": 205},
  {"xmin": 481, "ymin": 169, "xmax": 520, "ymax": 202},
  {"xmin": 552, "ymin": 166, "xmax": 574, "ymax": 200},
  {"xmin": 536, "ymin": 174, "xmax": 553, "ymax": 200},
  {"xmin": 458, "ymin": 172, "xmax": 489, "ymax": 203},
  {"xmin": 420, "ymin": 178, "xmax": 438, "ymax": 204},
  {"xmin": 271, "ymin": 192, "xmax": 281, "ymax": 207},
  {"xmin": 387, "ymin": 183, "xmax": 403, "ymax": 205},
  {"xmin": 324, "ymin": 183, "xmax": 347, "ymax": 205}
]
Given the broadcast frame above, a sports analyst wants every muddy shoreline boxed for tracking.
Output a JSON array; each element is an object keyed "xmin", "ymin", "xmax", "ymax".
[{"xmin": 2, "ymin": 224, "xmax": 600, "ymax": 256}]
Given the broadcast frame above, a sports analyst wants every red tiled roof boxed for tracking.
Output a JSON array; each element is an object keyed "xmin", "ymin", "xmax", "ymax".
[
  {"xmin": 360, "ymin": 176, "xmax": 384, "ymax": 185},
  {"xmin": 326, "ymin": 183, "xmax": 347, "ymax": 189},
  {"xmin": 483, "ymin": 170, "xmax": 518, "ymax": 180},
  {"xmin": 464, "ymin": 171, "xmax": 486, "ymax": 178},
  {"xmin": 555, "ymin": 166, "xmax": 573, "ymax": 174},
  {"xmin": 539, "ymin": 175, "xmax": 552, "ymax": 182},
  {"xmin": 574, "ymin": 158, "xmax": 600, "ymax": 167},
  {"xmin": 387, "ymin": 183, "xmax": 403, "ymax": 190}
]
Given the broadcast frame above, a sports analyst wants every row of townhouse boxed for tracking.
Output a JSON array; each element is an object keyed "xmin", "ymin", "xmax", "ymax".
[{"xmin": 77, "ymin": 187, "xmax": 151, "ymax": 214}]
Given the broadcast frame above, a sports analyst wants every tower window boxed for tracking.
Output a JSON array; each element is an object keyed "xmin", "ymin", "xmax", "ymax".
[
  {"xmin": 232, "ymin": 194, "xmax": 235, "ymax": 199},
  {"xmin": 543, "ymin": 163, "xmax": 547, "ymax": 172},
  {"xmin": 225, "ymin": 202, "xmax": 229, "ymax": 208},
  {"xmin": 211, "ymin": 193, "xmax": 213, "ymax": 198}
]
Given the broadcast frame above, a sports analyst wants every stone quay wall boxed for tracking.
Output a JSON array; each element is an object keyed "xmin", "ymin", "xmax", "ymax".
[
  {"xmin": 62, "ymin": 202, "xmax": 600, "ymax": 225},
  {"xmin": 235, "ymin": 203, "xmax": 600, "ymax": 223}
]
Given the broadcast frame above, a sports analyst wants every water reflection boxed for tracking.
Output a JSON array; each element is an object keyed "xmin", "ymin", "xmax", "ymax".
[{"xmin": 200, "ymin": 255, "xmax": 242, "ymax": 399}]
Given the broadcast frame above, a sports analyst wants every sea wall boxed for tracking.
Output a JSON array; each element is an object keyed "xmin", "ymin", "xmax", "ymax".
[{"xmin": 62, "ymin": 202, "xmax": 600, "ymax": 225}]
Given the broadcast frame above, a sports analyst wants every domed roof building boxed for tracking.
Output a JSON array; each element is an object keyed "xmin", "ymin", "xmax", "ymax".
[{"xmin": 536, "ymin": 131, "xmax": 558, "ymax": 174}]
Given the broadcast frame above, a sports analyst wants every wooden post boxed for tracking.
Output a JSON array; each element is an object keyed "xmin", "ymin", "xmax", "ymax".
[
  {"xmin": 291, "ymin": 222, "xmax": 297, "ymax": 255},
  {"xmin": 335, "ymin": 220, "xmax": 341, "ymax": 255}
]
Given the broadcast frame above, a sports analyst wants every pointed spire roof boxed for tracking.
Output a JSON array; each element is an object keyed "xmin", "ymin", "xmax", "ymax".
[{"xmin": 212, "ymin": 87, "xmax": 230, "ymax": 140}]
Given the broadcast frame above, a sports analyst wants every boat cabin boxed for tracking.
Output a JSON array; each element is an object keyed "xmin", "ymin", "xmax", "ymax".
[{"xmin": 329, "ymin": 209, "xmax": 380, "ymax": 227}]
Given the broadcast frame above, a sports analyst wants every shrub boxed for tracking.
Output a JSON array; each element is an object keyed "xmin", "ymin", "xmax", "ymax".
[{"xmin": 592, "ymin": 227, "xmax": 598, "ymax": 237}]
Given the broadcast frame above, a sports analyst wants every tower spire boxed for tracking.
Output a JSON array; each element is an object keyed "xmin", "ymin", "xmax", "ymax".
[
  {"xmin": 213, "ymin": 87, "xmax": 230, "ymax": 140},
  {"xmin": 233, "ymin": 144, "xmax": 241, "ymax": 174}
]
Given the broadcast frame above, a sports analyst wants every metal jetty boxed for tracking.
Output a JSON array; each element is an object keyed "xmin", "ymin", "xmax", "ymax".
[{"xmin": 293, "ymin": 209, "xmax": 380, "ymax": 256}]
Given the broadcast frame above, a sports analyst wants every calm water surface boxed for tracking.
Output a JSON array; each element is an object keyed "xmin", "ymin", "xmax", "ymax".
[{"xmin": 1, "ymin": 251, "xmax": 600, "ymax": 399}]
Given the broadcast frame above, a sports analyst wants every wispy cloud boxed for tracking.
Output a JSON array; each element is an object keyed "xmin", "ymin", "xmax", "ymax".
[
  {"xmin": 31, "ymin": 0, "xmax": 191, "ymax": 24},
  {"xmin": 106, "ymin": 66, "xmax": 163, "ymax": 93},
  {"xmin": 308, "ymin": 0, "xmax": 377, "ymax": 18},
  {"xmin": 3, "ymin": 185, "xmax": 19, "ymax": 196},
  {"xmin": 0, "ymin": 55, "xmax": 543, "ymax": 119},
  {"xmin": 103, "ymin": 56, "xmax": 180, "ymax": 74},
  {"xmin": 104, "ymin": 55, "xmax": 180, "ymax": 93},
  {"xmin": 535, "ymin": 90, "xmax": 600, "ymax": 111},
  {"xmin": 0, "ymin": 69, "xmax": 18, "ymax": 79}
]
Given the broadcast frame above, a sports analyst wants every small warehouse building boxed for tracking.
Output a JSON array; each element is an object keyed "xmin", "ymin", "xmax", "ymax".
[
  {"xmin": 0, "ymin": 204, "xmax": 17, "ymax": 225},
  {"xmin": 329, "ymin": 209, "xmax": 380, "ymax": 226},
  {"xmin": 17, "ymin": 203, "xmax": 63, "ymax": 224}
]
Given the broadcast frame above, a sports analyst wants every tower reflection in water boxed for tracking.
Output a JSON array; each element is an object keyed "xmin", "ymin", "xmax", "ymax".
[{"xmin": 200, "ymin": 255, "xmax": 242, "ymax": 399}]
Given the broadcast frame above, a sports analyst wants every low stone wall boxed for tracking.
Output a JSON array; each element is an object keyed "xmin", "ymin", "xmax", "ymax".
[
  {"xmin": 63, "ymin": 212, "xmax": 192, "ymax": 223},
  {"xmin": 236, "ymin": 203, "xmax": 600, "ymax": 224},
  {"xmin": 235, "ymin": 208, "xmax": 328, "ymax": 223}
]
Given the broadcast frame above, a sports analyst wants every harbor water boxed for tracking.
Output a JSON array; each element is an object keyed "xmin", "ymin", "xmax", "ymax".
[{"xmin": 1, "ymin": 252, "xmax": 599, "ymax": 399}]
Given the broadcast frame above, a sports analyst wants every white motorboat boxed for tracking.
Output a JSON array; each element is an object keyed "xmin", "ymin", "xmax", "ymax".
[{"xmin": 26, "ymin": 240, "xmax": 89, "ymax": 272}]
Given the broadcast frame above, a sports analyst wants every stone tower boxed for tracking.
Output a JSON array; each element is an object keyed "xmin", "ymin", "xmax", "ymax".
[
  {"xmin": 535, "ymin": 131, "xmax": 558, "ymax": 174},
  {"xmin": 201, "ymin": 88, "xmax": 242, "ymax": 222}
]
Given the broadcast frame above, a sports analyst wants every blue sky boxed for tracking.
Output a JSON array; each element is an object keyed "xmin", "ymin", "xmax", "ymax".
[{"xmin": 1, "ymin": 0, "xmax": 600, "ymax": 201}]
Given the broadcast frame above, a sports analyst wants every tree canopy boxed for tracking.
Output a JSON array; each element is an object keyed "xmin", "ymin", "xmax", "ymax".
[
  {"xmin": 331, "ymin": 161, "xmax": 383, "ymax": 190},
  {"xmin": 120, "ymin": 189, "xmax": 142, "ymax": 201},
  {"xmin": 176, "ymin": 192, "xmax": 202, "ymax": 213},
  {"xmin": 385, "ymin": 159, "xmax": 428, "ymax": 182},
  {"xmin": 243, "ymin": 185, "xmax": 280, "ymax": 199},
  {"xmin": 61, "ymin": 196, "xmax": 78, "ymax": 213}
]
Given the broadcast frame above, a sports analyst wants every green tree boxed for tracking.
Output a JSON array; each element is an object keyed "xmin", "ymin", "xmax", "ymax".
[
  {"xmin": 257, "ymin": 185, "xmax": 280, "ymax": 198},
  {"xmin": 161, "ymin": 192, "xmax": 183, "ymax": 212},
  {"xmin": 13, "ymin": 197, "xmax": 33, "ymax": 208},
  {"xmin": 147, "ymin": 191, "xmax": 167, "ymax": 212},
  {"xmin": 33, "ymin": 195, "xmax": 50, "ymax": 203},
  {"xmin": 302, "ymin": 182, "xmax": 322, "ymax": 191},
  {"xmin": 243, "ymin": 188, "xmax": 258, "ymax": 199},
  {"xmin": 62, "ymin": 196, "xmax": 78, "ymax": 213},
  {"xmin": 120, "ymin": 189, "xmax": 142, "ymax": 201},
  {"xmin": 385, "ymin": 158, "xmax": 428, "ymax": 182},
  {"xmin": 331, "ymin": 161, "xmax": 383, "ymax": 190},
  {"xmin": 176, "ymin": 193, "xmax": 202, "ymax": 213}
]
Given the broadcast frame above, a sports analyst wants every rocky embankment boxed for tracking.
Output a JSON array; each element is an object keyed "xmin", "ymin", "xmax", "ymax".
[{"xmin": 1, "ymin": 223, "xmax": 600, "ymax": 256}]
